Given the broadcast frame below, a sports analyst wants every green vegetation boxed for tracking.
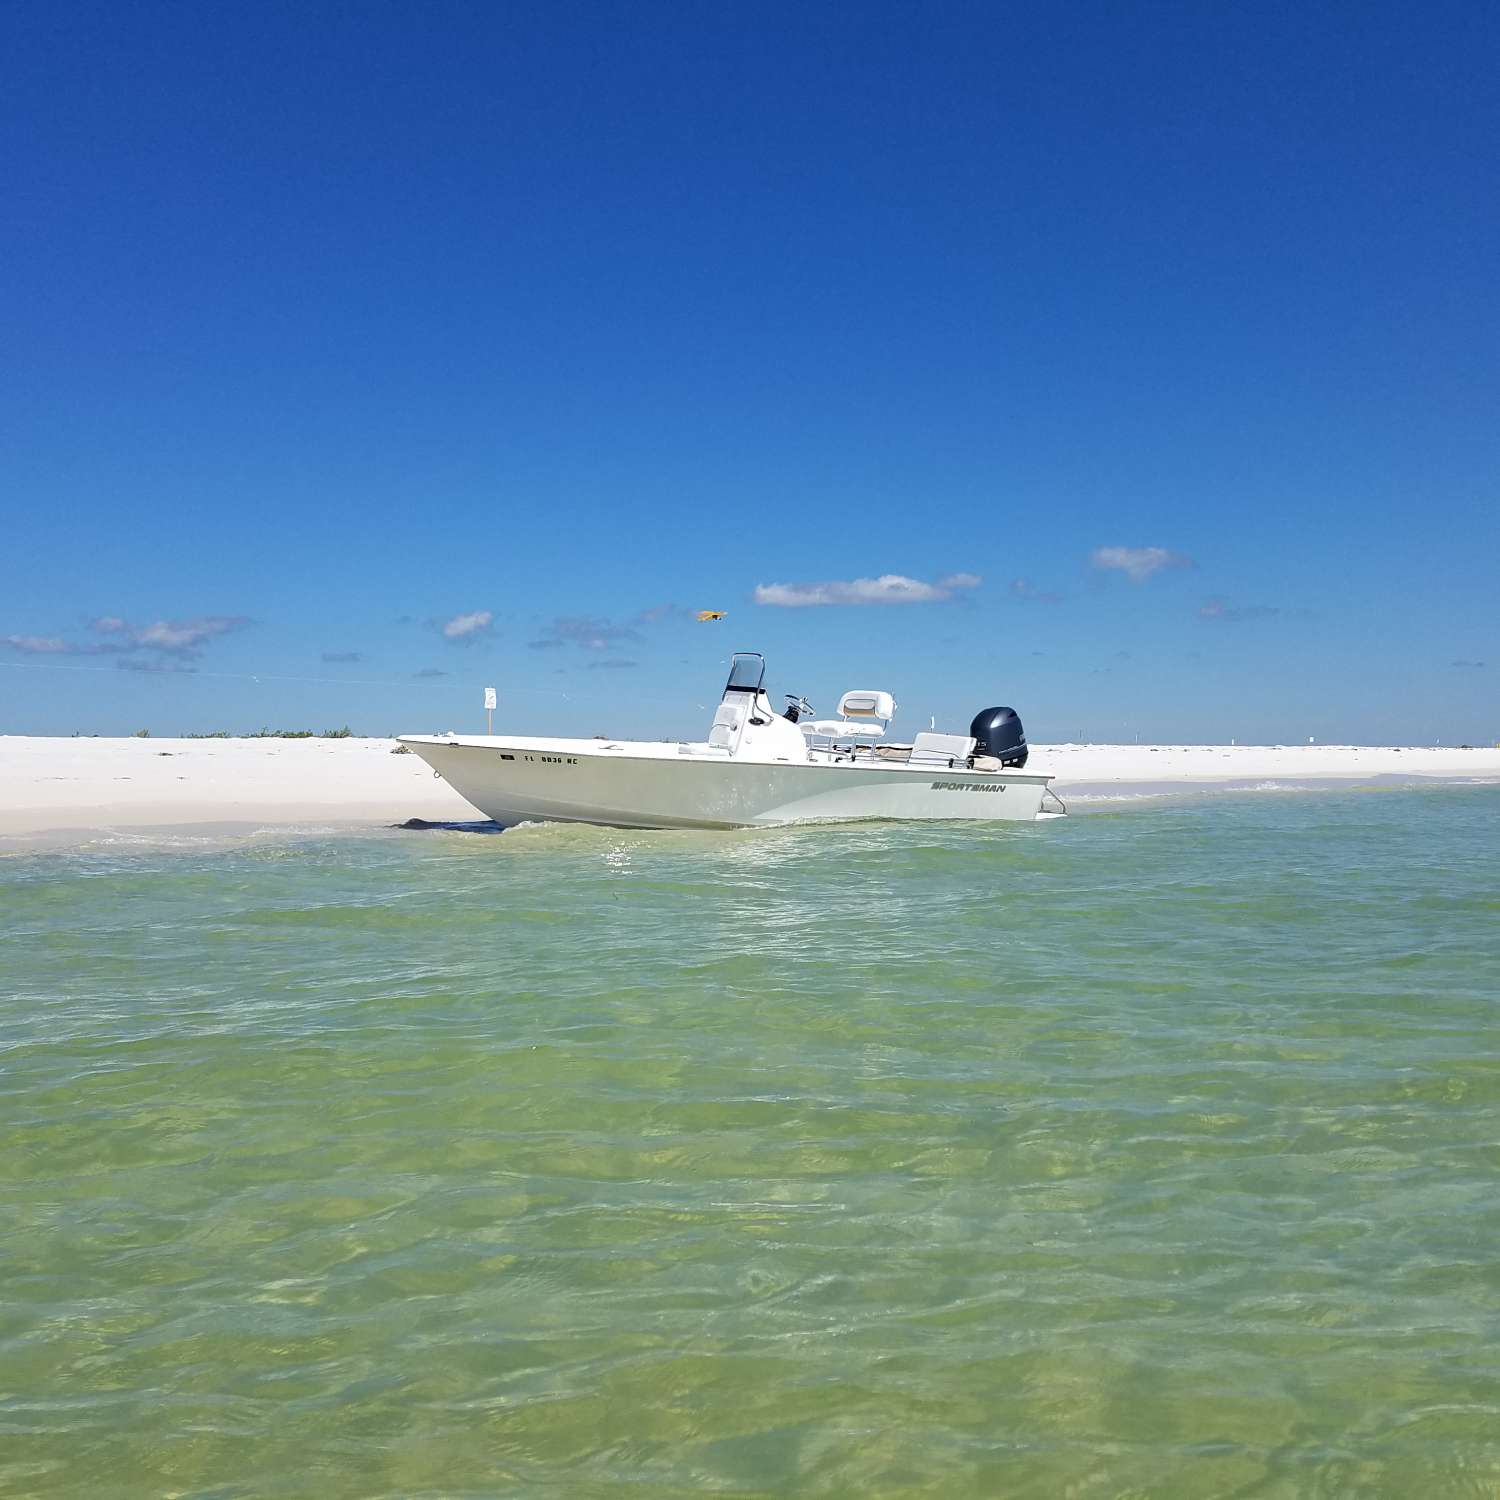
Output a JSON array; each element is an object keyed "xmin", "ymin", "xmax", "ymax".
[
  {"xmin": 132, "ymin": 729, "xmax": 150, "ymax": 738},
  {"xmin": 243, "ymin": 727, "xmax": 356, "ymax": 739},
  {"xmin": 170, "ymin": 727, "xmax": 361, "ymax": 739}
]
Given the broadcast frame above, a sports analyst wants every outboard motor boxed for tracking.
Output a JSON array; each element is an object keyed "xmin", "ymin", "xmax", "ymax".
[{"xmin": 969, "ymin": 706, "xmax": 1028, "ymax": 768}]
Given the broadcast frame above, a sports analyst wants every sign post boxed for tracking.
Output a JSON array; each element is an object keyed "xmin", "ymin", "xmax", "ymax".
[{"xmin": 484, "ymin": 686, "xmax": 496, "ymax": 735}]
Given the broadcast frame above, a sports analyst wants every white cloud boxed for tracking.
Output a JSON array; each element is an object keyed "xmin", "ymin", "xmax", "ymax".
[
  {"xmin": 5, "ymin": 615, "xmax": 248, "ymax": 659},
  {"xmin": 1090, "ymin": 546, "xmax": 1193, "ymax": 583},
  {"xmin": 753, "ymin": 573, "xmax": 982, "ymax": 608},
  {"xmin": 132, "ymin": 616, "xmax": 248, "ymax": 653},
  {"xmin": 441, "ymin": 610, "xmax": 494, "ymax": 642}
]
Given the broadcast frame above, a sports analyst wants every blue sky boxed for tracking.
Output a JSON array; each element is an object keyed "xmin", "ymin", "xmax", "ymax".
[{"xmin": 4, "ymin": 0, "xmax": 1496, "ymax": 743}]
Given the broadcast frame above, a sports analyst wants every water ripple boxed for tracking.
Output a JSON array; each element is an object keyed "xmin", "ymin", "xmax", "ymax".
[{"xmin": 2, "ymin": 789, "xmax": 1498, "ymax": 1495}]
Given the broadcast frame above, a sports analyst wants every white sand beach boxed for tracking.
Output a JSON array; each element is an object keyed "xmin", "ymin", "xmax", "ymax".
[
  {"xmin": 0, "ymin": 737, "xmax": 477, "ymax": 840},
  {"xmin": 2, "ymin": 735, "xmax": 1496, "ymax": 842},
  {"xmin": 1038, "ymin": 741, "xmax": 1500, "ymax": 804}
]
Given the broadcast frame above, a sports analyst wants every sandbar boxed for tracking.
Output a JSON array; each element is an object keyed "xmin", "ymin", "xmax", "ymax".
[{"xmin": 2, "ymin": 735, "xmax": 1496, "ymax": 845}]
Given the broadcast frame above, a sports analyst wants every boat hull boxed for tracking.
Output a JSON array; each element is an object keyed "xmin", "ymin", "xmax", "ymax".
[{"xmin": 399, "ymin": 737, "xmax": 1054, "ymax": 829}]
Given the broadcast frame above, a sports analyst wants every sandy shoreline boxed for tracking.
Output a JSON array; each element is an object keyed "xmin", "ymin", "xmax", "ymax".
[
  {"xmin": 1033, "ymin": 741, "xmax": 1500, "ymax": 803},
  {"xmin": 2, "ymin": 735, "xmax": 1497, "ymax": 843}
]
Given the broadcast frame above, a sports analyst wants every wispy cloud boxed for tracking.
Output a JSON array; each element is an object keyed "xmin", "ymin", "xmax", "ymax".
[
  {"xmin": 322, "ymin": 651, "xmax": 364, "ymax": 663},
  {"xmin": 1011, "ymin": 578, "xmax": 1064, "ymax": 604},
  {"xmin": 129, "ymin": 616, "xmax": 248, "ymax": 653},
  {"xmin": 3, "ymin": 615, "xmax": 249, "ymax": 661},
  {"xmin": 526, "ymin": 604, "xmax": 688, "ymax": 652},
  {"xmin": 586, "ymin": 658, "xmax": 637, "ymax": 670},
  {"xmin": 1199, "ymin": 597, "xmax": 1280, "ymax": 622},
  {"xmin": 1091, "ymin": 546, "xmax": 1194, "ymax": 583},
  {"xmin": 413, "ymin": 667, "xmax": 448, "ymax": 678},
  {"xmin": 1451, "ymin": 658, "xmax": 1486, "ymax": 669},
  {"xmin": 529, "ymin": 615, "xmax": 643, "ymax": 651},
  {"xmin": 2, "ymin": 635, "xmax": 73, "ymax": 654},
  {"xmin": 633, "ymin": 603, "xmax": 691, "ymax": 625},
  {"xmin": 440, "ymin": 610, "xmax": 494, "ymax": 643},
  {"xmin": 754, "ymin": 572, "xmax": 981, "ymax": 608}
]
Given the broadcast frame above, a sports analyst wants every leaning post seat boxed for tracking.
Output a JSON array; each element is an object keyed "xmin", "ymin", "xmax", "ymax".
[
  {"xmin": 801, "ymin": 719, "xmax": 885, "ymax": 740},
  {"xmin": 797, "ymin": 688, "xmax": 897, "ymax": 745},
  {"xmin": 837, "ymin": 690, "xmax": 896, "ymax": 722}
]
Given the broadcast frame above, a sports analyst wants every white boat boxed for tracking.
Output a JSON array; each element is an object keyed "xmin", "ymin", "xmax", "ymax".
[{"xmin": 398, "ymin": 653, "xmax": 1065, "ymax": 830}]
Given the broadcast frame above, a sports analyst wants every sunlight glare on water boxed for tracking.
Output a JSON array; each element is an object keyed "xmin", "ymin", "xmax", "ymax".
[{"xmin": 3, "ymin": 789, "xmax": 1499, "ymax": 1497}]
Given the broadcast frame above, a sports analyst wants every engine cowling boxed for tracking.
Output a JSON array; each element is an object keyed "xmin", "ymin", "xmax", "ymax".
[{"xmin": 969, "ymin": 706, "xmax": 1028, "ymax": 767}]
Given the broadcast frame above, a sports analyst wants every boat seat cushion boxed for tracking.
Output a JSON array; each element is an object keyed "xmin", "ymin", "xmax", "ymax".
[
  {"xmin": 802, "ymin": 719, "xmax": 884, "ymax": 739},
  {"xmin": 708, "ymin": 701, "xmax": 744, "ymax": 749},
  {"xmin": 837, "ymin": 690, "xmax": 896, "ymax": 721}
]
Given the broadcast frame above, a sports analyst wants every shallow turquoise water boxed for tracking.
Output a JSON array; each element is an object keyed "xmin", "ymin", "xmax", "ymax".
[{"xmin": 3, "ymin": 788, "xmax": 1499, "ymax": 1497}]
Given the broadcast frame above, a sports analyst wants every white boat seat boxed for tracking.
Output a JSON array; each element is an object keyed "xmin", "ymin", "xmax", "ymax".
[
  {"xmin": 802, "ymin": 719, "xmax": 885, "ymax": 740},
  {"xmin": 837, "ymin": 689, "xmax": 896, "ymax": 721},
  {"xmin": 708, "ymin": 700, "xmax": 745, "ymax": 750}
]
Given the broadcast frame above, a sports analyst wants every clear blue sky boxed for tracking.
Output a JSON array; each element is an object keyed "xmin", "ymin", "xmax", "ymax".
[{"xmin": 4, "ymin": 0, "xmax": 1496, "ymax": 743}]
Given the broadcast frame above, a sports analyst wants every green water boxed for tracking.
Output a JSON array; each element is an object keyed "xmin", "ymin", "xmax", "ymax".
[{"xmin": 3, "ymin": 789, "xmax": 1499, "ymax": 1498}]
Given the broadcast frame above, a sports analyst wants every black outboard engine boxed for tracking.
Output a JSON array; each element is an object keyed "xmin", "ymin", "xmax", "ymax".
[{"xmin": 969, "ymin": 706, "xmax": 1028, "ymax": 768}]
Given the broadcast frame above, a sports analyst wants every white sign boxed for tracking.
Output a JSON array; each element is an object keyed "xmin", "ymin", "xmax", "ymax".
[{"xmin": 483, "ymin": 687, "xmax": 497, "ymax": 711}]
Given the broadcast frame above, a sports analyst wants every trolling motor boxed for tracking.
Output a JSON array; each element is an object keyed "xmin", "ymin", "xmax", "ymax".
[{"xmin": 970, "ymin": 706, "xmax": 1028, "ymax": 767}]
